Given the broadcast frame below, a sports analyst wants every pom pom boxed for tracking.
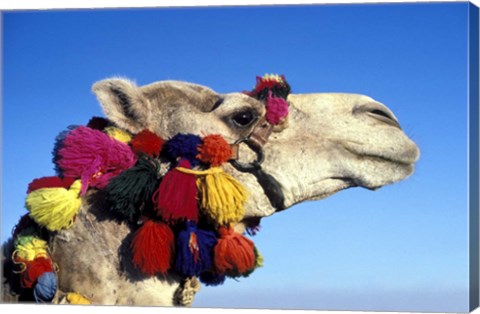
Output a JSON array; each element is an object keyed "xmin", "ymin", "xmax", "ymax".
[
  {"xmin": 131, "ymin": 220, "xmax": 175, "ymax": 276},
  {"xmin": 33, "ymin": 271, "xmax": 57, "ymax": 303},
  {"xmin": 131, "ymin": 129, "xmax": 165, "ymax": 157},
  {"xmin": 175, "ymin": 221, "xmax": 217, "ymax": 277},
  {"xmin": 55, "ymin": 126, "xmax": 137, "ymax": 194},
  {"xmin": 199, "ymin": 271, "xmax": 226, "ymax": 286},
  {"xmin": 177, "ymin": 167, "xmax": 247, "ymax": 225},
  {"xmin": 154, "ymin": 159, "xmax": 198, "ymax": 223},
  {"xmin": 164, "ymin": 133, "xmax": 201, "ymax": 166},
  {"xmin": 13, "ymin": 236, "xmax": 48, "ymax": 261},
  {"xmin": 213, "ymin": 225, "xmax": 255, "ymax": 277},
  {"xmin": 241, "ymin": 246, "xmax": 264, "ymax": 277},
  {"xmin": 254, "ymin": 246, "xmax": 264, "ymax": 268},
  {"xmin": 66, "ymin": 292, "xmax": 91, "ymax": 304},
  {"xmin": 246, "ymin": 74, "xmax": 291, "ymax": 100},
  {"xmin": 20, "ymin": 257, "xmax": 54, "ymax": 289},
  {"xmin": 12, "ymin": 214, "xmax": 37, "ymax": 239},
  {"xmin": 87, "ymin": 117, "xmax": 110, "ymax": 130},
  {"xmin": 104, "ymin": 158, "xmax": 160, "ymax": 220},
  {"xmin": 197, "ymin": 134, "xmax": 232, "ymax": 167},
  {"xmin": 26, "ymin": 180, "xmax": 82, "ymax": 231},
  {"xmin": 27, "ymin": 176, "xmax": 76, "ymax": 194},
  {"xmin": 52, "ymin": 125, "xmax": 79, "ymax": 174},
  {"xmin": 265, "ymin": 95, "xmax": 289, "ymax": 125},
  {"xmin": 104, "ymin": 126, "xmax": 132, "ymax": 143}
]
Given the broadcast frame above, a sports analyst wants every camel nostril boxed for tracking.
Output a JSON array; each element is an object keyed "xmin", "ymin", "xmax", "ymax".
[
  {"xmin": 370, "ymin": 109, "xmax": 393, "ymax": 120},
  {"xmin": 353, "ymin": 102, "xmax": 401, "ymax": 129},
  {"xmin": 367, "ymin": 109, "xmax": 401, "ymax": 129}
]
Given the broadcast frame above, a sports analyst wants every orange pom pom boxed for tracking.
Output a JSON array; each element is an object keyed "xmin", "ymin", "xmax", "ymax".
[
  {"xmin": 197, "ymin": 134, "xmax": 232, "ymax": 167},
  {"xmin": 213, "ymin": 225, "xmax": 255, "ymax": 276}
]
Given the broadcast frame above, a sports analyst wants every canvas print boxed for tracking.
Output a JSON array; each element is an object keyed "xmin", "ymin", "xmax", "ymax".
[{"xmin": 1, "ymin": 2, "xmax": 479, "ymax": 313}]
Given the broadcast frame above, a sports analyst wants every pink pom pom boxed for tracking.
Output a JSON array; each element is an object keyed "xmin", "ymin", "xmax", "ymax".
[
  {"xmin": 56, "ymin": 126, "xmax": 137, "ymax": 194},
  {"xmin": 265, "ymin": 95, "xmax": 289, "ymax": 125}
]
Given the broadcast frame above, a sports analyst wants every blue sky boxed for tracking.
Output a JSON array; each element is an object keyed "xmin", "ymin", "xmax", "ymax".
[{"xmin": 1, "ymin": 3, "xmax": 473, "ymax": 312}]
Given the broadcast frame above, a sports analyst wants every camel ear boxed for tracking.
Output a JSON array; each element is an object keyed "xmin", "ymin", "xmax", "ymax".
[{"xmin": 92, "ymin": 78, "xmax": 151, "ymax": 133}]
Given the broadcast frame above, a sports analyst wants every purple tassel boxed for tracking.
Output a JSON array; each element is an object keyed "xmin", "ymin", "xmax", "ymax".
[
  {"xmin": 199, "ymin": 271, "xmax": 226, "ymax": 286},
  {"xmin": 175, "ymin": 221, "xmax": 217, "ymax": 277}
]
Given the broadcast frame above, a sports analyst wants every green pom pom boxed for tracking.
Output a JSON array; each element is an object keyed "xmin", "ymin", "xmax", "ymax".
[{"xmin": 104, "ymin": 158, "xmax": 160, "ymax": 220}]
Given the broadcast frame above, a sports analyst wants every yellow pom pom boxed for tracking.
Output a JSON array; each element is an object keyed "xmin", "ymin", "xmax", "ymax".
[
  {"xmin": 66, "ymin": 292, "xmax": 91, "ymax": 305},
  {"xmin": 14, "ymin": 236, "xmax": 48, "ymax": 261},
  {"xmin": 105, "ymin": 127, "xmax": 132, "ymax": 143},
  {"xmin": 26, "ymin": 180, "xmax": 82, "ymax": 231},
  {"xmin": 176, "ymin": 167, "xmax": 248, "ymax": 225},
  {"xmin": 254, "ymin": 247, "xmax": 264, "ymax": 268}
]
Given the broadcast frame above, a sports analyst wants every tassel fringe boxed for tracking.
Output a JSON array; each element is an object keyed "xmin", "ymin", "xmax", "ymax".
[
  {"xmin": 25, "ymin": 180, "xmax": 82, "ymax": 231},
  {"xmin": 176, "ymin": 167, "xmax": 248, "ymax": 225}
]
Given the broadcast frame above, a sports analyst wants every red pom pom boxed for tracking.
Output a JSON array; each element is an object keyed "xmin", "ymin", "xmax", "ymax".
[
  {"xmin": 214, "ymin": 225, "xmax": 255, "ymax": 276},
  {"xmin": 21, "ymin": 257, "xmax": 54, "ymax": 289},
  {"xmin": 250, "ymin": 74, "xmax": 287, "ymax": 94},
  {"xmin": 27, "ymin": 176, "xmax": 76, "ymax": 194},
  {"xmin": 131, "ymin": 129, "xmax": 165, "ymax": 157},
  {"xmin": 154, "ymin": 159, "xmax": 198, "ymax": 223},
  {"xmin": 131, "ymin": 220, "xmax": 174, "ymax": 276},
  {"xmin": 197, "ymin": 134, "xmax": 232, "ymax": 167}
]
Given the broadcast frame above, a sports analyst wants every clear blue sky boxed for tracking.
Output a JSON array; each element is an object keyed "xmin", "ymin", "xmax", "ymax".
[{"xmin": 1, "ymin": 3, "xmax": 473, "ymax": 312}]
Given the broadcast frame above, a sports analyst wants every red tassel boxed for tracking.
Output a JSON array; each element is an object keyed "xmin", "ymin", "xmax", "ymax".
[
  {"xmin": 21, "ymin": 257, "xmax": 54, "ymax": 289},
  {"xmin": 131, "ymin": 220, "xmax": 174, "ymax": 276},
  {"xmin": 214, "ymin": 225, "xmax": 255, "ymax": 276},
  {"xmin": 154, "ymin": 159, "xmax": 198, "ymax": 223},
  {"xmin": 27, "ymin": 176, "xmax": 76, "ymax": 194}
]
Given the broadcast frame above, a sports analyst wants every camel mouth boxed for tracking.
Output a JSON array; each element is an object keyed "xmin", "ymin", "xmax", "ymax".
[{"xmin": 339, "ymin": 140, "xmax": 419, "ymax": 169}]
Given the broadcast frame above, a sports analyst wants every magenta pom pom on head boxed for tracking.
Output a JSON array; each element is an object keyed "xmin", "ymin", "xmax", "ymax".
[{"xmin": 265, "ymin": 94, "xmax": 289, "ymax": 125}]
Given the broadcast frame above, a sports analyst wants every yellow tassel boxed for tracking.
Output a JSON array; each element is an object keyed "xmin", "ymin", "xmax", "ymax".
[
  {"xmin": 13, "ymin": 236, "xmax": 49, "ymax": 261},
  {"xmin": 104, "ymin": 126, "xmax": 132, "ymax": 143},
  {"xmin": 25, "ymin": 180, "xmax": 82, "ymax": 231},
  {"xmin": 176, "ymin": 167, "xmax": 248, "ymax": 225},
  {"xmin": 66, "ymin": 292, "xmax": 91, "ymax": 305}
]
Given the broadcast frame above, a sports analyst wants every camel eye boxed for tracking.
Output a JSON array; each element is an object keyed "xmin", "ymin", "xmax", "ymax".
[{"xmin": 231, "ymin": 110, "xmax": 256, "ymax": 127}]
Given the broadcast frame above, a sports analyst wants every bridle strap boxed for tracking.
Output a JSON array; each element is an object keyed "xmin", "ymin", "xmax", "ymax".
[{"xmin": 229, "ymin": 117, "xmax": 286, "ymax": 212}]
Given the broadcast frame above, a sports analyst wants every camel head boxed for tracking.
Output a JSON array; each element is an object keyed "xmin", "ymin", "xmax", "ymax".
[
  {"xmin": 3, "ymin": 76, "xmax": 419, "ymax": 306},
  {"xmin": 93, "ymin": 78, "xmax": 419, "ymax": 222}
]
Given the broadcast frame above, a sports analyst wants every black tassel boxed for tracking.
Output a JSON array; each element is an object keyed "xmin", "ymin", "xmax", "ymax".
[{"xmin": 104, "ymin": 157, "xmax": 160, "ymax": 220}]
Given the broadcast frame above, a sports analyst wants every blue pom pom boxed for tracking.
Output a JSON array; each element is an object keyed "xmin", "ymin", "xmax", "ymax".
[
  {"xmin": 175, "ymin": 221, "xmax": 217, "ymax": 277},
  {"xmin": 164, "ymin": 133, "xmax": 202, "ymax": 166},
  {"xmin": 33, "ymin": 271, "xmax": 57, "ymax": 303},
  {"xmin": 199, "ymin": 271, "xmax": 226, "ymax": 286}
]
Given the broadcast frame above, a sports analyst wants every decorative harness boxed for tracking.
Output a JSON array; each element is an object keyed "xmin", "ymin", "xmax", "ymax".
[{"xmin": 6, "ymin": 74, "xmax": 291, "ymax": 305}]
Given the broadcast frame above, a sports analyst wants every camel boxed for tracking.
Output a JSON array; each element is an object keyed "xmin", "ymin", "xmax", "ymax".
[{"xmin": 2, "ymin": 77, "xmax": 419, "ymax": 306}]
